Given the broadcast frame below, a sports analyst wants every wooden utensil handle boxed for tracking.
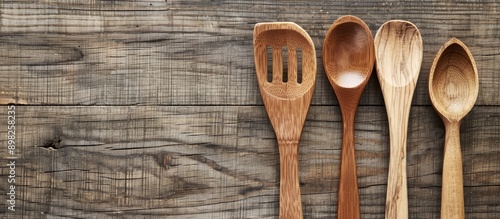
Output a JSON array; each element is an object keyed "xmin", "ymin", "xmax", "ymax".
[
  {"xmin": 278, "ymin": 140, "xmax": 303, "ymax": 219},
  {"xmin": 338, "ymin": 112, "xmax": 360, "ymax": 219},
  {"xmin": 441, "ymin": 121, "xmax": 465, "ymax": 219},
  {"xmin": 386, "ymin": 110, "xmax": 409, "ymax": 219}
]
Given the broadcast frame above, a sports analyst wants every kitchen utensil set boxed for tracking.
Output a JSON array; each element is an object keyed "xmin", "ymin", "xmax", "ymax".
[{"xmin": 253, "ymin": 15, "xmax": 478, "ymax": 219}]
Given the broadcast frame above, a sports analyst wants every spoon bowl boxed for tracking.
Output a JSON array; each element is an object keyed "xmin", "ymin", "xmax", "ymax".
[
  {"xmin": 429, "ymin": 38, "xmax": 479, "ymax": 121},
  {"xmin": 323, "ymin": 15, "xmax": 374, "ymax": 219},
  {"xmin": 429, "ymin": 38, "xmax": 478, "ymax": 219},
  {"xmin": 323, "ymin": 16, "xmax": 374, "ymax": 90},
  {"xmin": 375, "ymin": 21, "xmax": 422, "ymax": 87}
]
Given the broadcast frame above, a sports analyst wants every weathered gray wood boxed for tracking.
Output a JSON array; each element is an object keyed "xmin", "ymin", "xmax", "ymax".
[
  {"xmin": 0, "ymin": 0, "xmax": 498, "ymax": 105},
  {"xmin": 0, "ymin": 0, "xmax": 498, "ymax": 218},
  {"xmin": 0, "ymin": 106, "xmax": 498, "ymax": 218}
]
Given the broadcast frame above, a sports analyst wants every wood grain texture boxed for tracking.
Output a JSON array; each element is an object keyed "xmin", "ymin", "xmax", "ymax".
[
  {"xmin": 254, "ymin": 22, "xmax": 317, "ymax": 219},
  {"xmin": 0, "ymin": 0, "xmax": 498, "ymax": 218},
  {"xmin": 375, "ymin": 20, "xmax": 423, "ymax": 219},
  {"xmin": 0, "ymin": 0, "xmax": 498, "ymax": 106},
  {"xmin": 323, "ymin": 15, "xmax": 375, "ymax": 219},
  {"xmin": 0, "ymin": 106, "xmax": 498, "ymax": 218},
  {"xmin": 429, "ymin": 38, "xmax": 479, "ymax": 219},
  {"xmin": 440, "ymin": 122, "xmax": 465, "ymax": 219}
]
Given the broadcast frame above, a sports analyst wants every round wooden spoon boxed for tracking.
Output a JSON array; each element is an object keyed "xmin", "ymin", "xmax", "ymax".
[
  {"xmin": 429, "ymin": 38, "xmax": 478, "ymax": 219},
  {"xmin": 374, "ymin": 20, "xmax": 422, "ymax": 219},
  {"xmin": 323, "ymin": 15, "xmax": 374, "ymax": 219}
]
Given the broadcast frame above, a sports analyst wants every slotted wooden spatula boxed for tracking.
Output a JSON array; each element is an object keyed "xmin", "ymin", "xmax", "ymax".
[{"xmin": 253, "ymin": 22, "xmax": 316, "ymax": 219}]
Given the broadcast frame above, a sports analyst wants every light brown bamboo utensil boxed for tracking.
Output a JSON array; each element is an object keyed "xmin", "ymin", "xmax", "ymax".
[
  {"xmin": 429, "ymin": 38, "xmax": 478, "ymax": 219},
  {"xmin": 253, "ymin": 22, "xmax": 316, "ymax": 219},
  {"xmin": 374, "ymin": 20, "xmax": 422, "ymax": 219},
  {"xmin": 323, "ymin": 15, "xmax": 374, "ymax": 219}
]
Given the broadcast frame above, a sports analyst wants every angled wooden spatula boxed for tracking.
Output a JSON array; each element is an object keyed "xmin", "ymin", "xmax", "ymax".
[{"xmin": 374, "ymin": 20, "xmax": 423, "ymax": 219}]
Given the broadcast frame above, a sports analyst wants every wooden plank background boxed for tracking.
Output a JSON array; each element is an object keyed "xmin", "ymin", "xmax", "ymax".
[{"xmin": 0, "ymin": 0, "xmax": 498, "ymax": 218}]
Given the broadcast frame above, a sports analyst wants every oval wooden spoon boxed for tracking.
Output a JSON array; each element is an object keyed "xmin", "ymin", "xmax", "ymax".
[
  {"xmin": 429, "ymin": 38, "xmax": 478, "ymax": 219},
  {"xmin": 323, "ymin": 15, "xmax": 374, "ymax": 219},
  {"xmin": 254, "ymin": 22, "xmax": 316, "ymax": 219},
  {"xmin": 374, "ymin": 20, "xmax": 422, "ymax": 219}
]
